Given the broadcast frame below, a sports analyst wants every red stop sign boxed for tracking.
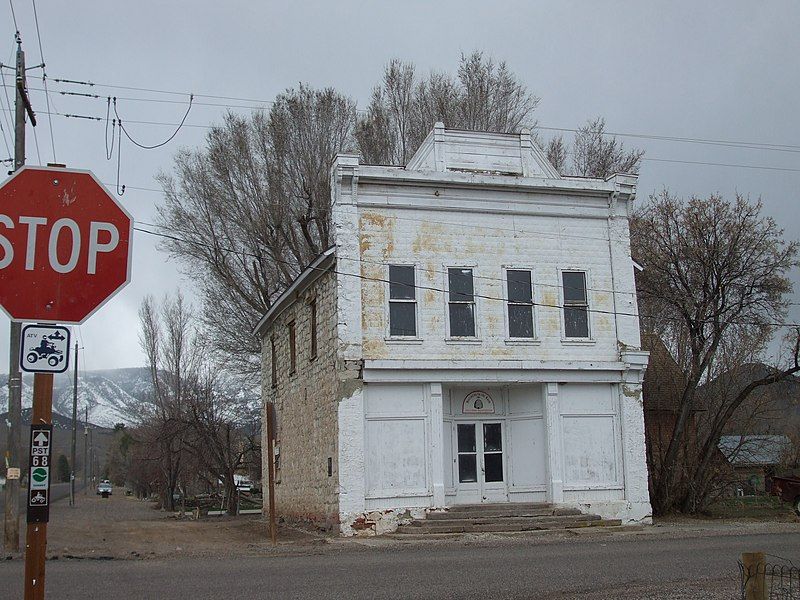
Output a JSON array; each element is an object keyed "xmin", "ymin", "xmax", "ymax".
[{"xmin": 0, "ymin": 166, "xmax": 132, "ymax": 324}]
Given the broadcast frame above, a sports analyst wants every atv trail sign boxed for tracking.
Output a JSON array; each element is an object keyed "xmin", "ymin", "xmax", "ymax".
[
  {"xmin": 0, "ymin": 166, "xmax": 133, "ymax": 324},
  {"xmin": 20, "ymin": 324, "xmax": 70, "ymax": 373},
  {"xmin": 27, "ymin": 424, "xmax": 53, "ymax": 523}
]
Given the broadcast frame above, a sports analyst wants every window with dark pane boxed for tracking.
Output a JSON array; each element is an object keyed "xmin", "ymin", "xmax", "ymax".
[
  {"xmin": 270, "ymin": 335, "xmax": 277, "ymax": 388},
  {"xmin": 562, "ymin": 271, "xmax": 589, "ymax": 338},
  {"xmin": 288, "ymin": 321, "xmax": 296, "ymax": 374},
  {"xmin": 457, "ymin": 424, "xmax": 477, "ymax": 483},
  {"xmin": 507, "ymin": 269, "xmax": 534, "ymax": 338},
  {"xmin": 388, "ymin": 265, "xmax": 417, "ymax": 337},
  {"xmin": 483, "ymin": 423, "xmax": 504, "ymax": 482},
  {"xmin": 309, "ymin": 298, "xmax": 317, "ymax": 360},
  {"xmin": 448, "ymin": 268, "xmax": 476, "ymax": 337}
]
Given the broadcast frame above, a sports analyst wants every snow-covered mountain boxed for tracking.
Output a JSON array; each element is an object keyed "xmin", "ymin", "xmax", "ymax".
[
  {"xmin": 0, "ymin": 367, "xmax": 261, "ymax": 428},
  {"xmin": 0, "ymin": 367, "xmax": 151, "ymax": 427}
]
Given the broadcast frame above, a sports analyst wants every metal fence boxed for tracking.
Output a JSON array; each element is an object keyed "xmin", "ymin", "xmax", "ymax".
[{"xmin": 740, "ymin": 556, "xmax": 800, "ymax": 600}]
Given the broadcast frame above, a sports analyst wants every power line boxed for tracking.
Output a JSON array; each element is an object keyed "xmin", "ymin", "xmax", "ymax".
[
  {"xmin": 642, "ymin": 157, "xmax": 800, "ymax": 174},
  {"xmin": 113, "ymin": 94, "xmax": 194, "ymax": 149},
  {"xmin": 45, "ymin": 77, "xmax": 800, "ymax": 155},
  {"xmin": 31, "ymin": 0, "xmax": 56, "ymax": 163},
  {"xmin": 4, "ymin": 102, "xmax": 799, "ymax": 176},
  {"xmin": 7, "ymin": 0, "xmax": 18, "ymax": 33},
  {"xmin": 130, "ymin": 222, "xmax": 800, "ymax": 330},
  {"xmin": 538, "ymin": 126, "xmax": 800, "ymax": 154}
]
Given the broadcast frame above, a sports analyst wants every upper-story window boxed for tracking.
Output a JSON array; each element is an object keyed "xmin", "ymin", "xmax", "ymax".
[
  {"xmin": 448, "ymin": 268, "xmax": 476, "ymax": 337},
  {"xmin": 309, "ymin": 298, "xmax": 318, "ymax": 360},
  {"xmin": 388, "ymin": 265, "xmax": 417, "ymax": 337},
  {"xmin": 507, "ymin": 269, "xmax": 534, "ymax": 338},
  {"xmin": 288, "ymin": 320, "xmax": 297, "ymax": 374},
  {"xmin": 270, "ymin": 335, "xmax": 277, "ymax": 389},
  {"xmin": 562, "ymin": 271, "xmax": 590, "ymax": 338}
]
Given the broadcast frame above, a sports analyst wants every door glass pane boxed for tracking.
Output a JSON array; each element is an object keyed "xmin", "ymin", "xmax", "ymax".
[
  {"xmin": 458, "ymin": 454, "xmax": 477, "ymax": 483},
  {"xmin": 508, "ymin": 304, "xmax": 534, "ymax": 338},
  {"xmin": 484, "ymin": 453, "xmax": 503, "ymax": 482},
  {"xmin": 389, "ymin": 302, "xmax": 416, "ymax": 336},
  {"xmin": 457, "ymin": 424, "xmax": 476, "ymax": 453},
  {"xmin": 449, "ymin": 303, "xmax": 475, "ymax": 337},
  {"xmin": 483, "ymin": 423, "xmax": 502, "ymax": 452}
]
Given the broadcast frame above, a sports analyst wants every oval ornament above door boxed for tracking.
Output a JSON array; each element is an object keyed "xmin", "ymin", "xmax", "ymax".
[{"xmin": 462, "ymin": 390, "xmax": 495, "ymax": 414}]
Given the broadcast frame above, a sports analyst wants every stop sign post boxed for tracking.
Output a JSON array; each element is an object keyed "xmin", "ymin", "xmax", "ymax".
[
  {"xmin": 0, "ymin": 166, "xmax": 132, "ymax": 599},
  {"xmin": 0, "ymin": 166, "xmax": 132, "ymax": 324}
]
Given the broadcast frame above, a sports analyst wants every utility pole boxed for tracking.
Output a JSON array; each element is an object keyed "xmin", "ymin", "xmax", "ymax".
[
  {"xmin": 4, "ymin": 32, "xmax": 36, "ymax": 558},
  {"xmin": 69, "ymin": 342, "xmax": 78, "ymax": 506},
  {"xmin": 83, "ymin": 406, "xmax": 88, "ymax": 496}
]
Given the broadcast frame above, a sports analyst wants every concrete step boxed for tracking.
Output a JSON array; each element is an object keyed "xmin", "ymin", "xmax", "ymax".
[
  {"xmin": 416, "ymin": 514, "xmax": 599, "ymax": 528},
  {"xmin": 396, "ymin": 516, "xmax": 618, "ymax": 535},
  {"xmin": 445, "ymin": 502, "xmax": 552, "ymax": 513},
  {"xmin": 404, "ymin": 513, "xmax": 600, "ymax": 532},
  {"xmin": 426, "ymin": 507, "xmax": 581, "ymax": 520}
]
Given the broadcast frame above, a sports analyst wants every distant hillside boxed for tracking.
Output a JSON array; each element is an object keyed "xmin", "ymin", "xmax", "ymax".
[
  {"xmin": 0, "ymin": 367, "xmax": 260, "ymax": 428},
  {"xmin": 0, "ymin": 367, "xmax": 151, "ymax": 427}
]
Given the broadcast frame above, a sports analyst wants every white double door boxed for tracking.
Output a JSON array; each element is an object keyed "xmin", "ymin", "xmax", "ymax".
[{"xmin": 453, "ymin": 421, "xmax": 508, "ymax": 504}]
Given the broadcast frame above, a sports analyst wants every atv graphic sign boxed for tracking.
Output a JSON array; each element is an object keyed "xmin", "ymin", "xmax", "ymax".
[{"xmin": 19, "ymin": 324, "xmax": 70, "ymax": 373}]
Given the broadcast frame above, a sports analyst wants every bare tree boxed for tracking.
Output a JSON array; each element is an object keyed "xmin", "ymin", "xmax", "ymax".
[
  {"xmin": 138, "ymin": 292, "xmax": 198, "ymax": 511},
  {"xmin": 356, "ymin": 52, "xmax": 539, "ymax": 165},
  {"xmin": 181, "ymin": 369, "xmax": 260, "ymax": 516},
  {"xmin": 156, "ymin": 86, "xmax": 356, "ymax": 374},
  {"xmin": 546, "ymin": 117, "xmax": 644, "ymax": 178},
  {"xmin": 632, "ymin": 191, "xmax": 800, "ymax": 514}
]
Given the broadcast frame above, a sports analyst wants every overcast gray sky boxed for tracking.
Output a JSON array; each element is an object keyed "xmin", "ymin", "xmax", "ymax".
[{"xmin": 1, "ymin": 0, "xmax": 798, "ymax": 372}]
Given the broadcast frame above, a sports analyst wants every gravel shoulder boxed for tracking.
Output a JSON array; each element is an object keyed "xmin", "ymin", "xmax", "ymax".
[{"xmin": 4, "ymin": 488, "xmax": 799, "ymax": 561}]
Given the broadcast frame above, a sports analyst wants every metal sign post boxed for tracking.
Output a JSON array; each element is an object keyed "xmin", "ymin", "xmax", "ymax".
[{"xmin": 23, "ymin": 372, "xmax": 54, "ymax": 600}]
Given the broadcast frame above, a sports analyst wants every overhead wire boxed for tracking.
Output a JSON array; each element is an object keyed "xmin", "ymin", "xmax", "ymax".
[
  {"xmin": 130, "ymin": 221, "xmax": 800, "ymax": 330},
  {"xmin": 3, "ymin": 101, "xmax": 800, "ymax": 175},
  {"xmin": 112, "ymin": 93, "xmax": 194, "ymax": 149},
  {"xmin": 7, "ymin": 0, "xmax": 18, "ymax": 33},
  {"xmin": 31, "ymin": 0, "xmax": 56, "ymax": 163},
  {"xmin": 45, "ymin": 77, "xmax": 800, "ymax": 154}
]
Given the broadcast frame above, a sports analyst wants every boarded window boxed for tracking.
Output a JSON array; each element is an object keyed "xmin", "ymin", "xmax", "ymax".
[
  {"xmin": 270, "ymin": 335, "xmax": 277, "ymax": 388},
  {"xmin": 448, "ymin": 268, "xmax": 475, "ymax": 337},
  {"xmin": 288, "ymin": 321, "xmax": 296, "ymax": 374},
  {"xmin": 309, "ymin": 299, "xmax": 317, "ymax": 360},
  {"xmin": 389, "ymin": 265, "xmax": 417, "ymax": 337},
  {"xmin": 507, "ymin": 269, "xmax": 534, "ymax": 338},
  {"xmin": 562, "ymin": 271, "xmax": 589, "ymax": 338}
]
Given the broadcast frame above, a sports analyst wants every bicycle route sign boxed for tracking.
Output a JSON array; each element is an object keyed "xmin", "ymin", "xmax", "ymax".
[
  {"xmin": 27, "ymin": 424, "xmax": 53, "ymax": 523},
  {"xmin": 19, "ymin": 324, "xmax": 70, "ymax": 374}
]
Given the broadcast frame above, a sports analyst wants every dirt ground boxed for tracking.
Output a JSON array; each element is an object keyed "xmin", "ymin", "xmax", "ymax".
[
  {"xmin": 7, "ymin": 487, "xmax": 798, "ymax": 561},
  {"xmin": 39, "ymin": 488, "xmax": 326, "ymax": 560}
]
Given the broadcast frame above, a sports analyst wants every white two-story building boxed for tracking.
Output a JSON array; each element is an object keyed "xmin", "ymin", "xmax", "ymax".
[{"xmin": 255, "ymin": 124, "xmax": 651, "ymax": 535}]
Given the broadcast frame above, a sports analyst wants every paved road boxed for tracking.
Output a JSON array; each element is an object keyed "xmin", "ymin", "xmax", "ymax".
[
  {"xmin": 0, "ymin": 481, "xmax": 85, "ymax": 514},
  {"xmin": 1, "ymin": 530, "xmax": 796, "ymax": 599}
]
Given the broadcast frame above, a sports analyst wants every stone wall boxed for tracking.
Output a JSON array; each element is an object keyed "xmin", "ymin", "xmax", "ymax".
[{"xmin": 261, "ymin": 268, "xmax": 341, "ymax": 528}]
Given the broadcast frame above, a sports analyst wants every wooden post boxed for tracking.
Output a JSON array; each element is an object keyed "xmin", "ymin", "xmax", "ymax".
[
  {"xmin": 265, "ymin": 402, "xmax": 277, "ymax": 546},
  {"xmin": 741, "ymin": 552, "xmax": 766, "ymax": 600},
  {"xmin": 24, "ymin": 373, "xmax": 53, "ymax": 600}
]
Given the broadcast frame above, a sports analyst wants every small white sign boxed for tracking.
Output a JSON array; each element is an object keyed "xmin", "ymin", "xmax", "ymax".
[
  {"xmin": 19, "ymin": 324, "xmax": 70, "ymax": 373},
  {"xmin": 6, "ymin": 467, "xmax": 21, "ymax": 480}
]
